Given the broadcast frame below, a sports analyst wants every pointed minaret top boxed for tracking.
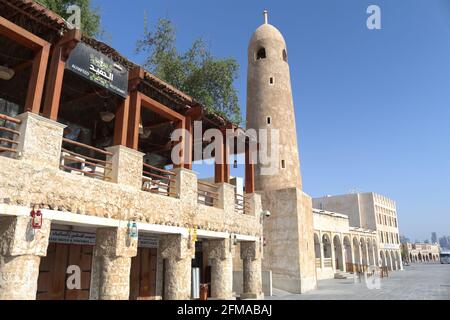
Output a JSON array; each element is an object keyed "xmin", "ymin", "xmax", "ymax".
[{"xmin": 263, "ymin": 10, "xmax": 268, "ymax": 24}]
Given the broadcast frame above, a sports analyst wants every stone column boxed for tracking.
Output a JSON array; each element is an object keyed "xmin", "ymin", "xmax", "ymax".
[
  {"xmin": 16, "ymin": 112, "xmax": 65, "ymax": 168},
  {"xmin": 240, "ymin": 241, "xmax": 263, "ymax": 299},
  {"xmin": 90, "ymin": 226, "xmax": 138, "ymax": 300},
  {"xmin": 319, "ymin": 242, "xmax": 325, "ymax": 269},
  {"xmin": 172, "ymin": 168, "xmax": 197, "ymax": 206},
  {"xmin": 331, "ymin": 241, "xmax": 336, "ymax": 272},
  {"xmin": 245, "ymin": 193, "xmax": 263, "ymax": 217},
  {"xmin": 217, "ymin": 183, "xmax": 235, "ymax": 214},
  {"xmin": 160, "ymin": 234, "xmax": 195, "ymax": 300},
  {"xmin": 105, "ymin": 145, "xmax": 144, "ymax": 189},
  {"xmin": 341, "ymin": 246, "xmax": 347, "ymax": 272},
  {"xmin": 0, "ymin": 216, "xmax": 51, "ymax": 300},
  {"xmin": 206, "ymin": 239, "xmax": 235, "ymax": 300},
  {"xmin": 398, "ymin": 250, "xmax": 404, "ymax": 270}
]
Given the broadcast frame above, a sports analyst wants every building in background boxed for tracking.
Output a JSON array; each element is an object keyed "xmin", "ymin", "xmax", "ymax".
[
  {"xmin": 313, "ymin": 193, "xmax": 403, "ymax": 271},
  {"xmin": 431, "ymin": 232, "xmax": 438, "ymax": 244},
  {"xmin": 402, "ymin": 243, "xmax": 440, "ymax": 263}
]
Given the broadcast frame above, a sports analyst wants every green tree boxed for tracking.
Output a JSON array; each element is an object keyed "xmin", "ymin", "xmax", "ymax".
[
  {"xmin": 137, "ymin": 18, "xmax": 242, "ymax": 125},
  {"xmin": 37, "ymin": 0, "xmax": 100, "ymax": 37}
]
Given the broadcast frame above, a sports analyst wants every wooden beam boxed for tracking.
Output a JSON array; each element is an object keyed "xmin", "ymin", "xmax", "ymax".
[
  {"xmin": 185, "ymin": 105, "xmax": 203, "ymax": 120},
  {"xmin": 173, "ymin": 119, "xmax": 185, "ymax": 168},
  {"xmin": 127, "ymin": 91, "xmax": 141, "ymax": 150},
  {"xmin": 184, "ymin": 116, "xmax": 193, "ymax": 170},
  {"xmin": 43, "ymin": 29, "xmax": 81, "ymax": 120},
  {"xmin": 13, "ymin": 60, "xmax": 32, "ymax": 73},
  {"xmin": 113, "ymin": 96, "xmax": 129, "ymax": 146},
  {"xmin": 0, "ymin": 16, "xmax": 49, "ymax": 50},
  {"xmin": 25, "ymin": 45, "xmax": 50, "ymax": 113},
  {"xmin": 215, "ymin": 137, "xmax": 225, "ymax": 184},
  {"xmin": 139, "ymin": 93, "xmax": 185, "ymax": 122}
]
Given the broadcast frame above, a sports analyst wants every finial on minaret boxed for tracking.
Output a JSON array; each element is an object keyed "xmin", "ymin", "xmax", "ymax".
[{"xmin": 263, "ymin": 10, "xmax": 268, "ymax": 24}]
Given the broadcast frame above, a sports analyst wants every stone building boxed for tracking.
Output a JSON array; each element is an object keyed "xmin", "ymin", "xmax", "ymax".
[
  {"xmin": 0, "ymin": 0, "xmax": 264, "ymax": 300},
  {"xmin": 312, "ymin": 209, "xmax": 379, "ymax": 280},
  {"xmin": 313, "ymin": 193, "xmax": 403, "ymax": 272},
  {"xmin": 246, "ymin": 11, "xmax": 316, "ymax": 293},
  {"xmin": 402, "ymin": 243, "xmax": 440, "ymax": 263}
]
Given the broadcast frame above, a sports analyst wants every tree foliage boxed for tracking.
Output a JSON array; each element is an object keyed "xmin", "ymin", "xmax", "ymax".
[
  {"xmin": 37, "ymin": 0, "xmax": 100, "ymax": 37},
  {"xmin": 137, "ymin": 18, "xmax": 242, "ymax": 125}
]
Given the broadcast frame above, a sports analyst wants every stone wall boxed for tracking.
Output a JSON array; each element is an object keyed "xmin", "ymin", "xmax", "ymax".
[{"xmin": 0, "ymin": 154, "xmax": 261, "ymax": 239}]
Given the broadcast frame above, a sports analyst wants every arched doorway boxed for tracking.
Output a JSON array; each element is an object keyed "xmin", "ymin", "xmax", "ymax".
[
  {"xmin": 391, "ymin": 251, "xmax": 397, "ymax": 270},
  {"xmin": 396, "ymin": 251, "xmax": 402, "ymax": 270},
  {"xmin": 429, "ymin": 253, "xmax": 433, "ymax": 261},
  {"xmin": 367, "ymin": 239, "xmax": 374, "ymax": 266},
  {"xmin": 410, "ymin": 253, "xmax": 413, "ymax": 263},
  {"xmin": 314, "ymin": 233, "xmax": 321, "ymax": 269},
  {"xmin": 386, "ymin": 251, "xmax": 393, "ymax": 271},
  {"xmin": 353, "ymin": 237, "xmax": 361, "ymax": 266},
  {"xmin": 380, "ymin": 251, "xmax": 386, "ymax": 268},
  {"xmin": 418, "ymin": 253, "xmax": 422, "ymax": 262},
  {"xmin": 360, "ymin": 239, "xmax": 368, "ymax": 267},
  {"xmin": 333, "ymin": 235, "xmax": 344, "ymax": 272},
  {"xmin": 343, "ymin": 236, "xmax": 353, "ymax": 270},
  {"xmin": 322, "ymin": 234, "xmax": 332, "ymax": 269}
]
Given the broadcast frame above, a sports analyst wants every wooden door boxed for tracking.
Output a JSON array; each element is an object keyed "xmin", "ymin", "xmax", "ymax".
[
  {"xmin": 130, "ymin": 248, "xmax": 158, "ymax": 300},
  {"xmin": 37, "ymin": 243, "xmax": 93, "ymax": 300}
]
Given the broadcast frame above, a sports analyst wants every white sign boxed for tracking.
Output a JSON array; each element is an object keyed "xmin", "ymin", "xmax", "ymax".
[
  {"xmin": 139, "ymin": 235, "xmax": 159, "ymax": 248},
  {"xmin": 50, "ymin": 230, "xmax": 96, "ymax": 246},
  {"xmin": 50, "ymin": 230, "xmax": 159, "ymax": 248}
]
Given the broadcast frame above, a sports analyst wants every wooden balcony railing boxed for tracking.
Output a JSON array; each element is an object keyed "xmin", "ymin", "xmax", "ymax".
[
  {"xmin": 197, "ymin": 181, "xmax": 219, "ymax": 207},
  {"xmin": 142, "ymin": 163, "xmax": 177, "ymax": 197},
  {"xmin": 234, "ymin": 193, "xmax": 250, "ymax": 214},
  {"xmin": 60, "ymin": 138, "xmax": 112, "ymax": 181},
  {"xmin": 0, "ymin": 113, "xmax": 21, "ymax": 158}
]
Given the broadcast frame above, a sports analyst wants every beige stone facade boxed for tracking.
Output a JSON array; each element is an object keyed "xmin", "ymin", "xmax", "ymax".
[
  {"xmin": 0, "ymin": 113, "xmax": 264, "ymax": 300},
  {"xmin": 403, "ymin": 243, "xmax": 440, "ymax": 263},
  {"xmin": 313, "ymin": 193, "xmax": 404, "ymax": 274}
]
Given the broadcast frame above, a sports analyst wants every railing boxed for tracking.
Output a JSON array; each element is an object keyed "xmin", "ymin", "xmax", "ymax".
[
  {"xmin": 60, "ymin": 138, "xmax": 112, "ymax": 181},
  {"xmin": 324, "ymin": 258, "xmax": 333, "ymax": 268},
  {"xmin": 234, "ymin": 193, "xmax": 251, "ymax": 214},
  {"xmin": 0, "ymin": 113, "xmax": 21, "ymax": 158},
  {"xmin": 315, "ymin": 258, "xmax": 321, "ymax": 269},
  {"xmin": 142, "ymin": 163, "xmax": 177, "ymax": 197},
  {"xmin": 197, "ymin": 181, "xmax": 219, "ymax": 207}
]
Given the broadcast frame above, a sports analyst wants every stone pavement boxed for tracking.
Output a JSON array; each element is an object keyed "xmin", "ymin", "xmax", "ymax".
[{"xmin": 266, "ymin": 263, "xmax": 450, "ymax": 300}]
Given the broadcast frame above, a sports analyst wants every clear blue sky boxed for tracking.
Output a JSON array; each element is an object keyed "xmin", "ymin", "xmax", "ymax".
[{"xmin": 92, "ymin": 0, "xmax": 450, "ymax": 242}]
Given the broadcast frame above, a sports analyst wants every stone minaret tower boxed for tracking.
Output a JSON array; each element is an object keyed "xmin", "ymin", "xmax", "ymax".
[
  {"xmin": 246, "ymin": 11, "xmax": 317, "ymax": 294},
  {"xmin": 247, "ymin": 10, "xmax": 302, "ymax": 191}
]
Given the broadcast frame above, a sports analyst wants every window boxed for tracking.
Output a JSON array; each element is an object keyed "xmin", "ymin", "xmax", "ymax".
[
  {"xmin": 267, "ymin": 116, "xmax": 272, "ymax": 125},
  {"xmin": 256, "ymin": 48, "xmax": 266, "ymax": 60},
  {"xmin": 281, "ymin": 160, "xmax": 286, "ymax": 169},
  {"xmin": 269, "ymin": 77, "xmax": 274, "ymax": 85},
  {"xmin": 282, "ymin": 49, "xmax": 288, "ymax": 62}
]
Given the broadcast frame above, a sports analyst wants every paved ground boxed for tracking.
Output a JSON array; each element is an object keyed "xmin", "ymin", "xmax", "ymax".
[{"xmin": 266, "ymin": 263, "xmax": 450, "ymax": 300}]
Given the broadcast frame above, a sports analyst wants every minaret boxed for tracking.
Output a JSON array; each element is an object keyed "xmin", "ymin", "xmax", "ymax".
[
  {"xmin": 246, "ymin": 11, "xmax": 317, "ymax": 294},
  {"xmin": 246, "ymin": 10, "xmax": 302, "ymax": 192}
]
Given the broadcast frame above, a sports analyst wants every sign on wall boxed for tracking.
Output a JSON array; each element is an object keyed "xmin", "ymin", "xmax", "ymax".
[
  {"xmin": 65, "ymin": 42, "xmax": 129, "ymax": 98},
  {"xmin": 49, "ymin": 230, "xmax": 159, "ymax": 248},
  {"xmin": 50, "ymin": 230, "xmax": 96, "ymax": 246}
]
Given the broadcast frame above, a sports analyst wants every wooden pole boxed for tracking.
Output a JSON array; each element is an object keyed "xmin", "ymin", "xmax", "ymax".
[
  {"xmin": 127, "ymin": 91, "xmax": 141, "ymax": 150},
  {"xmin": 113, "ymin": 96, "xmax": 130, "ymax": 146},
  {"xmin": 43, "ymin": 29, "xmax": 81, "ymax": 120}
]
